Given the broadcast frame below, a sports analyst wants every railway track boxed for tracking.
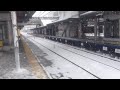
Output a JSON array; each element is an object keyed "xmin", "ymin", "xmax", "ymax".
[
  {"xmin": 35, "ymin": 37, "xmax": 120, "ymax": 72},
  {"xmin": 43, "ymin": 37, "xmax": 120, "ymax": 63},
  {"xmin": 33, "ymin": 35, "xmax": 119, "ymax": 62},
  {"xmin": 25, "ymin": 36, "xmax": 100, "ymax": 79}
]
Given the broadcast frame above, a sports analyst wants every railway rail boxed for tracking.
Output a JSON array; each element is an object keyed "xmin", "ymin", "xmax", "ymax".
[
  {"xmin": 36, "ymin": 37, "xmax": 120, "ymax": 71},
  {"xmin": 24, "ymin": 36, "xmax": 100, "ymax": 79}
]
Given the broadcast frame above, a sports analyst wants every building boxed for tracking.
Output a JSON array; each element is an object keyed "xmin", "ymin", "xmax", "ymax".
[
  {"xmin": 0, "ymin": 11, "xmax": 13, "ymax": 51},
  {"xmin": 0, "ymin": 11, "xmax": 35, "ymax": 51}
]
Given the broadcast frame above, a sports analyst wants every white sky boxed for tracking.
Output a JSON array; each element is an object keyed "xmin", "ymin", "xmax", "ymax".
[
  {"xmin": 32, "ymin": 11, "xmax": 51, "ymax": 17},
  {"xmin": 21, "ymin": 11, "xmax": 53, "ymax": 30},
  {"xmin": 32, "ymin": 11, "xmax": 54, "ymax": 26}
]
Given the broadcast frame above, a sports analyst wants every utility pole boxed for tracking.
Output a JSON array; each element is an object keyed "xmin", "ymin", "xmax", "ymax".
[{"xmin": 11, "ymin": 11, "xmax": 20, "ymax": 71}]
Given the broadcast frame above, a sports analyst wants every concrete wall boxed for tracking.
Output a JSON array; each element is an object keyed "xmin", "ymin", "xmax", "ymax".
[
  {"xmin": 56, "ymin": 22, "xmax": 78, "ymax": 38},
  {"xmin": 56, "ymin": 24, "xmax": 67, "ymax": 37},
  {"xmin": 104, "ymin": 14, "xmax": 120, "ymax": 20},
  {"xmin": 52, "ymin": 11, "xmax": 81, "ymax": 37},
  {"xmin": 0, "ymin": 13, "xmax": 13, "ymax": 50},
  {"xmin": 0, "ymin": 13, "xmax": 11, "ymax": 21},
  {"xmin": 104, "ymin": 14, "xmax": 120, "ymax": 38}
]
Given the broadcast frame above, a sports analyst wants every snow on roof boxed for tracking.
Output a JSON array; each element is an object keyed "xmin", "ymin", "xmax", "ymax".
[
  {"xmin": 80, "ymin": 11, "xmax": 97, "ymax": 16},
  {"xmin": 47, "ymin": 18, "xmax": 79, "ymax": 25}
]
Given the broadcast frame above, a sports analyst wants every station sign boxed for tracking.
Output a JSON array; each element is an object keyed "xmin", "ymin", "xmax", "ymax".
[
  {"xmin": 65, "ymin": 40, "xmax": 67, "ymax": 43},
  {"xmin": 81, "ymin": 43, "xmax": 84, "ymax": 46},
  {"xmin": 103, "ymin": 46, "xmax": 108, "ymax": 51},
  {"xmin": 115, "ymin": 49, "xmax": 120, "ymax": 54}
]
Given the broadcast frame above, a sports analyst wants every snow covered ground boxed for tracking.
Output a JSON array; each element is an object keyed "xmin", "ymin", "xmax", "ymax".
[
  {"xmin": 22, "ymin": 32, "xmax": 120, "ymax": 79},
  {"xmin": 0, "ymin": 41, "xmax": 37, "ymax": 79}
]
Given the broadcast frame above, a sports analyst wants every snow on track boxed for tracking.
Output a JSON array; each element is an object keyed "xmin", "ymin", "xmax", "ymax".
[
  {"xmin": 37, "ymin": 37, "xmax": 120, "ymax": 71},
  {"xmin": 24, "ymin": 38, "xmax": 97, "ymax": 79},
  {"xmin": 22, "ymin": 33, "xmax": 120, "ymax": 79}
]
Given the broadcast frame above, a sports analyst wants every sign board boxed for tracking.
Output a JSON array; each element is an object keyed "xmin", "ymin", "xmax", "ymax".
[
  {"xmin": 115, "ymin": 49, "xmax": 120, "ymax": 54},
  {"xmin": 103, "ymin": 46, "xmax": 108, "ymax": 51},
  {"xmin": 65, "ymin": 40, "xmax": 67, "ymax": 43},
  {"xmin": 81, "ymin": 43, "xmax": 84, "ymax": 46}
]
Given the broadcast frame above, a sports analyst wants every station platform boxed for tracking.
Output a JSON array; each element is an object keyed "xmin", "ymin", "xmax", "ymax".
[
  {"xmin": 21, "ymin": 32, "xmax": 120, "ymax": 79},
  {"xmin": 0, "ymin": 37, "xmax": 48, "ymax": 79}
]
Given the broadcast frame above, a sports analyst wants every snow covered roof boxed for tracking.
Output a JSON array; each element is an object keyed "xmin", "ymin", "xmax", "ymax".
[
  {"xmin": 80, "ymin": 11, "xmax": 103, "ymax": 18},
  {"xmin": 47, "ymin": 18, "xmax": 79, "ymax": 26}
]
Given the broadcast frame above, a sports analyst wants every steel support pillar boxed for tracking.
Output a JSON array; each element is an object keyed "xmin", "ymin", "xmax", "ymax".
[
  {"xmin": 94, "ymin": 18, "xmax": 97, "ymax": 41},
  {"xmin": 119, "ymin": 19, "xmax": 120, "ymax": 38},
  {"xmin": 11, "ymin": 11, "xmax": 20, "ymax": 71},
  {"xmin": 78, "ymin": 23, "xmax": 82, "ymax": 38}
]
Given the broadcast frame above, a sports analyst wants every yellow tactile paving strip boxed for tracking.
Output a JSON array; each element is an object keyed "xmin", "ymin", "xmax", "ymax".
[
  {"xmin": 21, "ymin": 36, "xmax": 49, "ymax": 79},
  {"xmin": 0, "ymin": 41, "xmax": 3, "ymax": 47}
]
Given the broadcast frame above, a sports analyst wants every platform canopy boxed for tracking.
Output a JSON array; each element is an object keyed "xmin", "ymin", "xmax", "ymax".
[{"xmin": 16, "ymin": 11, "xmax": 36, "ymax": 29}]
